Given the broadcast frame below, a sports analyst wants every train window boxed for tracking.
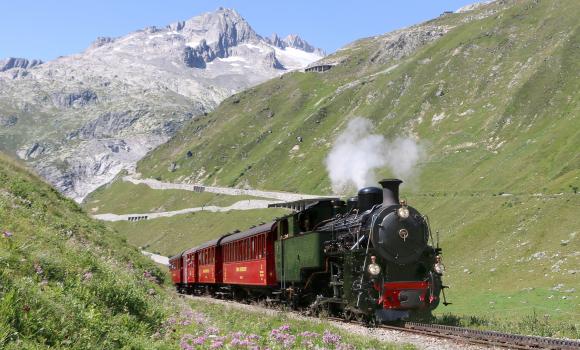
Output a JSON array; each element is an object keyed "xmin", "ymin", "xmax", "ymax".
[
  {"xmin": 280, "ymin": 219, "xmax": 288, "ymax": 238},
  {"xmin": 243, "ymin": 239, "xmax": 247, "ymax": 260},
  {"xmin": 242, "ymin": 240, "xmax": 246, "ymax": 260}
]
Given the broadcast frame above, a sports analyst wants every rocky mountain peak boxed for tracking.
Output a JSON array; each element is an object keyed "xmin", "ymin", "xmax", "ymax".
[
  {"xmin": 266, "ymin": 33, "xmax": 325, "ymax": 56},
  {"xmin": 0, "ymin": 7, "xmax": 324, "ymax": 202},
  {"xmin": 170, "ymin": 7, "xmax": 259, "ymax": 46},
  {"xmin": 0, "ymin": 57, "xmax": 43, "ymax": 72}
]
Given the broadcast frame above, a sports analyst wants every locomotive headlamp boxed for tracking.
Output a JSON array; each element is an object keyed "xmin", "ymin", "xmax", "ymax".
[
  {"xmin": 397, "ymin": 206, "xmax": 410, "ymax": 219},
  {"xmin": 368, "ymin": 255, "xmax": 381, "ymax": 276}
]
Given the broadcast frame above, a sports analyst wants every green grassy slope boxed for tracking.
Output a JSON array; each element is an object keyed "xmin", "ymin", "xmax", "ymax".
[
  {"xmin": 0, "ymin": 152, "xmax": 412, "ymax": 348},
  {"xmin": 0, "ymin": 153, "xmax": 176, "ymax": 349},
  {"xmin": 108, "ymin": 208, "xmax": 289, "ymax": 256},
  {"xmin": 139, "ymin": 0, "xmax": 579, "ymax": 196},
  {"xmin": 129, "ymin": 0, "xmax": 579, "ymax": 329},
  {"xmin": 83, "ymin": 177, "xmax": 259, "ymax": 215}
]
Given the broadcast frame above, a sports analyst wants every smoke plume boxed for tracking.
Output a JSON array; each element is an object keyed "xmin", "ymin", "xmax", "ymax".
[{"xmin": 325, "ymin": 117, "xmax": 425, "ymax": 193}]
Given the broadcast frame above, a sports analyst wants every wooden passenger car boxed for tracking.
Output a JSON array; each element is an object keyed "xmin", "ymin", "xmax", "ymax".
[
  {"xmin": 183, "ymin": 247, "xmax": 197, "ymax": 284},
  {"xmin": 221, "ymin": 222, "xmax": 278, "ymax": 286},
  {"xmin": 197, "ymin": 239, "xmax": 219, "ymax": 284},
  {"xmin": 169, "ymin": 253, "xmax": 183, "ymax": 286}
]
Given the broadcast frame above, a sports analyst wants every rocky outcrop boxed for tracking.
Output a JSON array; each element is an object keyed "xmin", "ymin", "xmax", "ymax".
[
  {"xmin": 266, "ymin": 33, "xmax": 325, "ymax": 56},
  {"xmin": 0, "ymin": 115, "xmax": 17, "ymax": 127},
  {"xmin": 18, "ymin": 142, "xmax": 47, "ymax": 160},
  {"xmin": 66, "ymin": 111, "xmax": 144, "ymax": 140},
  {"xmin": 90, "ymin": 36, "xmax": 116, "ymax": 48},
  {"xmin": 50, "ymin": 89, "xmax": 98, "ymax": 109},
  {"xmin": 0, "ymin": 57, "xmax": 43, "ymax": 72},
  {"xmin": 369, "ymin": 26, "xmax": 450, "ymax": 64}
]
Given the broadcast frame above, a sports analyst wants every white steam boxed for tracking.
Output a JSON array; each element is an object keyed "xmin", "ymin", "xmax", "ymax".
[{"xmin": 325, "ymin": 117, "xmax": 425, "ymax": 193}]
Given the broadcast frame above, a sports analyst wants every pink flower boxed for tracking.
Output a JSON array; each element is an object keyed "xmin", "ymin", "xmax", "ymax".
[
  {"xmin": 33, "ymin": 263, "xmax": 43, "ymax": 275},
  {"xmin": 322, "ymin": 330, "xmax": 341, "ymax": 345},
  {"xmin": 300, "ymin": 331, "xmax": 318, "ymax": 337},
  {"xmin": 3, "ymin": 231, "xmax": 13, "ymax": 238},
  {"xmin": 210, "ymin": 340, "xmax": 224, "ymax": 349},
  {"xmin": 180, "ymin": 334, "xmax": 195, "ymax": 350},
  {"xmin": 82, "ymin": 271, "xmax": 93, "ymax": 281},
  {"xmin": 205, "ymin": 327, "xmax": 220, "ymax": 335}
]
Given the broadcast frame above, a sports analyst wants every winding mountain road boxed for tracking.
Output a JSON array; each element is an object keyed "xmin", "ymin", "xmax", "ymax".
[
  {"xmin": 122, "ymin": 175, "xmax": 324, "ymax": 202},
  {"xmin": 91, "ymin": 175, "xmax": 333, "ymax": 222}
]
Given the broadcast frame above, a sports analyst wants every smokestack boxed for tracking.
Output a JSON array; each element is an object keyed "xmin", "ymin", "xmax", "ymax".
[{"xmin": 379, "ymin": 179, "xmax": 403, "ymax": 206}]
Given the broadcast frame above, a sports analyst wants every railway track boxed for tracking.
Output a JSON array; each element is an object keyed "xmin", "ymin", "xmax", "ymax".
[
  {"xmin": 185, "ymin": 295, "xmax": 579, "ymax": 349},
  {"xmin": 378, "ymin": 322, "xmax": 580, "ymax": 350},
  {"xmin": 324, "ymin": 316, "xmax": 580, "ymax": 349}
]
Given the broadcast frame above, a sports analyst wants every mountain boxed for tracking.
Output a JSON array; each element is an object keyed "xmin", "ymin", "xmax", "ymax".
[
  {"xmin": 0, "ymin": 7, "xmax": 323, "ymax": 202},
  {"xmin": 140, "ymin": 0, "xmax": 578, "ymax": 195},
  {"xmin": 134, "ymin": 0, "xmax": 579, "ymax": 322}
]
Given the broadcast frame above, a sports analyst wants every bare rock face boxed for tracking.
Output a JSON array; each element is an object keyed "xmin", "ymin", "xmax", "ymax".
[
  {"xmin": 0, "ymin": 7, "xmax": 324, "ymax": 202},
  {"xmin": 0, "ymin": 58, "xmax": 43, "ymax": 72}
]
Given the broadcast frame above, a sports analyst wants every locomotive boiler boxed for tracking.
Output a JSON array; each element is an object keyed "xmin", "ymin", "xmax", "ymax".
[{"xmin": 170, "ymin": 178, "xmax": 446, "ymax": 323}]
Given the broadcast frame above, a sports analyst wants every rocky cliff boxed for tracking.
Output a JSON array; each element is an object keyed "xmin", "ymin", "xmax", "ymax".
[{"xmin": 0, "ymin": 7, "xmax": 323, "ymax": 201}]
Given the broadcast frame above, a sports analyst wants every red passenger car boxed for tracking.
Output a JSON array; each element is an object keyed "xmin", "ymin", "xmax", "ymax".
[
  {"xmin": 221, "ymin": 222, "xmax": 277, "ymax": 286},
  {"xmin": 196, "ymin": 234, "xmax": 230, "ymax": 285},
  {"xmin": 183, "ymin": 247, "xmax": 197, "ymax": 285},
  {"xmin": 169, "ymin": 253, "xmax": 184, "ymax": 287}
]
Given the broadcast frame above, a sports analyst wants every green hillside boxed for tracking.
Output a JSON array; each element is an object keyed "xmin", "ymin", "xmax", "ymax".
[
  {"xmin": 139, "ymin": 0, "xmax": 579, "ymax": 195},
  {"xmin": 129, "ymin": 0, "xmax": 579, "ymax": 331},
  {"xmin": 84, "ymin": 176, "xmax": 260, "ymax": 215},
  {"xmin": 0, "ymin": 152, "xmax": 411, "ymax": 349},
  {"xmin": 0, "ymin": 153, "xmax": 176, "ymax": 348}
]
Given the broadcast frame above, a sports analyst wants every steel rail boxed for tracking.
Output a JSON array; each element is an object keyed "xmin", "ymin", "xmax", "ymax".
[{"xmin": 378, "ymin": 322, "xmax": 580, "ymax": 350}]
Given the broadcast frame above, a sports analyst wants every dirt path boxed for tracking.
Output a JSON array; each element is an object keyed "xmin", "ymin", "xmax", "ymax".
[{"xmin": 141, "ymin": 251, "xmax": 169, "ymax": 266}]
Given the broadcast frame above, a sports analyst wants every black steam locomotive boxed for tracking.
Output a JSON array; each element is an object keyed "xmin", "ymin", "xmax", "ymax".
[{"xmin": 170, "ymin": 178, "xmax": 446, "ymax": 323}]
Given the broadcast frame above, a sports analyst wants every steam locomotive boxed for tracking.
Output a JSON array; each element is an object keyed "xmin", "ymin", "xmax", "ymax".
[{"xmin": 169, "ymin": 179, "xmax": 446, "ymax": 323}]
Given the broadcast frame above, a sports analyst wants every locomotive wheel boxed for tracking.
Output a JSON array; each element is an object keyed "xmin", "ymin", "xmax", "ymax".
[{"xmin": 343, "ymin": 310, "xmax": 353, "ymax": 322}]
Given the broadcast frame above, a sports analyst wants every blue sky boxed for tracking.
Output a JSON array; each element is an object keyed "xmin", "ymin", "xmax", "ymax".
[{"xmin": 0, "ymin": 1, "xmax": 480, "ymax": 61}]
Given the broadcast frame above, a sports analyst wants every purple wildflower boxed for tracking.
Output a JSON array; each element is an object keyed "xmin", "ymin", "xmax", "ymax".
[
  {"xmin": 205, "ymin": 327, "xmax": 220, "ymax": 335},
  {"xmin": 180, "ymin": 334, "xmax": 195, "ymax": 350},
  {"xmin": 3, "ymin": 231, "xmax": 13, "ymax": 238},
  {"xmin": 230, "ymin": 331, "xmax": 245, "ymax": 339},
  {"xmin": 247, "ymin": 333, "xmax": 260, "ymax": 341},
  {"xmin": 300, "ymin": 331, "xmax": 318, "ymax": 337},
  {"xmin": 278, "ymin": 324, "xmax": 290, "ymax": 332},
  {"xmin": 33, "ymin": 263, "xmax": 43, "ymax": 275},
  {"xmin": 82, "ymin": 271, "xmax": 93, "ymax": 281},
  {"xmin": 322, "ymin": 330, "xmax": 341, "ymax": 345},
  {"xmin": 283, "ymin": 334, "xmax": 296, "ymax": 348},
  {"xmin": 165, "ymin": 317, "xmax": 177, "ymax": 326},
  {"xmin": 210, "ymin": 340, "xmax": 224, "ymax": 349},
  {"xmin": 193, "ymin": 336, "xmax": 207, "ymax": 345}
]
